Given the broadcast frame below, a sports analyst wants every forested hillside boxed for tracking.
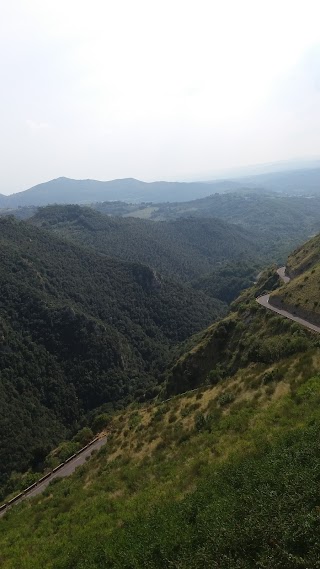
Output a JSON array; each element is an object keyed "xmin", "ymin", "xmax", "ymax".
[
  {"xmin": 30, "ymin": 205, "xmax": 260, "ymax": 285},
  {"xmin": 3, "ymin": 190, "xmax": 320, "ymax": 269},
  {"xmin": 94, "ymin": 191, "xmax": 320, "ymax": 258},
  {"xmin": 2, "ymin": 246, "xmax": 320, "ymax": 568},
  {"xmin": 0, "ymin": 217, "xmax": 225, "ymax": 489}
]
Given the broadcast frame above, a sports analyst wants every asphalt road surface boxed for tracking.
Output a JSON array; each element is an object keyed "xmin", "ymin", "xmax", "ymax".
[
  {"xmin": 256, "ymin": 294, "xmax": 320, "ymax": 334},
  {"xmin": 276, "ymin": 266, "xmax": 291, "ymax": 283},
  {"xmin": 0, "ymin": 435, "xmax": 107, "ymax": 517}
]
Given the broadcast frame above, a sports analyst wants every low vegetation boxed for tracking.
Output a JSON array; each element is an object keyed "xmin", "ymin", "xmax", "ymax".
[
  {"xmin": 1, "ymin": 342, "xmax": 320, "ymax": 567},
  {"xmin": 165, "ymin": 267, "xmax": 314, "ymax": 395}
]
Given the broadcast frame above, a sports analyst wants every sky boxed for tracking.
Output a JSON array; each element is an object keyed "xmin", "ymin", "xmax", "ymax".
[{"xmin": 0, "ymin": 0, "xmax": 320, "ymax": 194}]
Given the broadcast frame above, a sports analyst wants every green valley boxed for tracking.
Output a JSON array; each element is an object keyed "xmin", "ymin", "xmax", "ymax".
[
  {"xmin": 2, "ymin": 203, "xmax": 320, "ymax": 569},
  {"xmin": 0, "ymin": 216, "xmax": 224, "ymax": 493},
  {"xmin": 1, "ymin": 263, "xmax": 320, "ymax": 567},
  {"xmin": 29, "ymin": 204, "xmax": 260, "ymax": 288},
  {"xmin": 0, "ymin": 264, "xmax": 320, "ymax": 569}
]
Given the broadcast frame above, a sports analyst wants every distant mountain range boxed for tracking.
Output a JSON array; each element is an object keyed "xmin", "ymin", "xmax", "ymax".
[
  {"xmin": 0, "ymin": 177, "xmax": 242, "ymax": 207},
  {"xmin": 1, "ymin": 166, "xmax": 319, "ymax": 207}
]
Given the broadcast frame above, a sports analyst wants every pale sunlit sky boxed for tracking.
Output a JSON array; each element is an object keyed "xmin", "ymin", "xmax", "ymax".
[{"xmin": 1, "ymin": 0, "xmax": 320, "ymax": 194}]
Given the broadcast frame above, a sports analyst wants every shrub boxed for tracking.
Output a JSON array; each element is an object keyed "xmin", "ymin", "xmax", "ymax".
[
  {"xmin": 92, "ymin": 413, "xmax": 111, "ymax": 433},
  {"xmin": 217, "ymin": 392, "xmax": 235, "ymax": 407}
]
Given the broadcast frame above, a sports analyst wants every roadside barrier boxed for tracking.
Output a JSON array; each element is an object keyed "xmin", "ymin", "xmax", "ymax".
[{"xmin": 0, "ymin": 435, "xmax": 106, "ymax": 515}]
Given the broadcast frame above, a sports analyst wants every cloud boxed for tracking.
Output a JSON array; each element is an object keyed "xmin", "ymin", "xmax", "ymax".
[{"xmin": 26, "ymin": 119, "xmax": 50, "ymax": 130}]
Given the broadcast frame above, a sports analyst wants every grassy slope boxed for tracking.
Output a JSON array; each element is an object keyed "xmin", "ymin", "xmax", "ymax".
[
  {"xmin": 164, "ymin": 267, "xmax": 293, "ymax": 395},
  {"xmin": 287, "ymin": 233, "xmax": 320, "ymax": 276},
  {"xmin": 1, "ymin": 352, "xmax": 320, "ymax": 567},
  {"xmin": 270, "ymin": 233, "xmax": 320, "ymax": 324},
  {"xmin": 1, "ymin": 271, "xmax": 320, "ymax": 567}
]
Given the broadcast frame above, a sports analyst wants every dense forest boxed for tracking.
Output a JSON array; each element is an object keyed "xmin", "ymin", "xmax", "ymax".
[
  {"xmin": 30, "ymin": 204, "xmax": 260, "ymax": 286},
  {"xmin": 0, "ymin": 216, "xmax": 225, "ymax": 490},
  {"xmin": 94, "ymin": 191, "xmax": 320, "ymax": 258},
  {"xmin": 3, "ymin": 189, "xmax": 320, "ymax": 270}
]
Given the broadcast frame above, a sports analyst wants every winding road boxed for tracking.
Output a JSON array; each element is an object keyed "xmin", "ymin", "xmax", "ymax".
[
  {"xmin": 1, "ymin": 266, "xmax": 317, "ymax": 517},
  {"xmin": 276, "ymin": 266, "xmax": 290, "ymax": 284},
  {"xmin": 257, "ymin": 266, "xmax": 320, "ymax": 334},
  {"xmin": 0, "ymin": 435, "xmax": 107, "ymax": 518}
]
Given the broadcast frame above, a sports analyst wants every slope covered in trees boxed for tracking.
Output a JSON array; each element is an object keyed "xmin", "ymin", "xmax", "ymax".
[
  {"xmin": 94, "ymin": 191, "xmax": 320, "ymax": 259},
  {"xmin": 30, "ymin": 205, "xmax": 260, "ymax": 285},
  {"xmin": 1, "ymin": 246, "xmax": 320, "ymax": 568},
  {"xmin": 0, "ymin": 217, "xmax": 225, "ymax": 489}
]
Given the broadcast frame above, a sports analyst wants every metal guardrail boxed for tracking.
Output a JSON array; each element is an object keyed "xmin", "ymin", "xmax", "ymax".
[{"xmin": 0, "ymin": 436, "xmax": 102, "ymax": 515}]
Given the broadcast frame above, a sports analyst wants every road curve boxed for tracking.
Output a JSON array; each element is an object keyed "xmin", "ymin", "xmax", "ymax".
[
  {"xmin": 277, "ymin": 266, "xmax": 290, "ymax": 283},
  {"xmin": 0, "ymin": 435, "xmax": 107, "ymax": 518},
  {"xmin": 256, "ymin": 294, "xmax": 320, "ymax": 334}
]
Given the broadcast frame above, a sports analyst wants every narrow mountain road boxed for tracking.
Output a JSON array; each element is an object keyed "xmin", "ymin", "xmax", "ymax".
[
  {"xmin": 0, "ymin": 435, "xmax": 107, "ymax": 518},
  {"xmin": 276, "ymin": 266, "xmax": 290, "ymax": 283},
  {"xmin": 256, "ymin": 267, "xmax": 320, "ymax": 332},
  {"xmin": 256, "ymin": 294, "xmax": 320, "ymax": 333}
]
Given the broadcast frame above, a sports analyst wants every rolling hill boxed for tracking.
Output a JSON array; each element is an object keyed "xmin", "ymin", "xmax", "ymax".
[
  {"xmin": 1, "ymin": 166, "xmax": 319, "ymax": 208},
  {"xmin": 0, "ymin": 177, "xmax": 243, "ymax": 206},
  {"xmin": 93, "ymin": 191, "xmax": 320, "ymax": 261},
  {"xmin": 29, "ymin": 205, "xmax": 260, "ymax": 286}
]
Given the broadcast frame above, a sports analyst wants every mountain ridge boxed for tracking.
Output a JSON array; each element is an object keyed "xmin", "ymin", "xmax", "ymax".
[{"xmin": 2, "ymin": 166, "xmax": 319, "ymax": 207}]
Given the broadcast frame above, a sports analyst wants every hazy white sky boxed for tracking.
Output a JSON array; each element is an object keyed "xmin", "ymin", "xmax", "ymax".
[{"xmin": 1, "ymin": 0, "xmax": 320, "ymax": 194}]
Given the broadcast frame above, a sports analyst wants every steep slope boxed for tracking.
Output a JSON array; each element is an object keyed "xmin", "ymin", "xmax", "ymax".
[
  {"xmin": 191, "ymin": 260, "xmax": 258, "ymax": 303},
  {"xmin": 286, "ymin": 233, "xmax": 320, "ymax": 276},
  {"xmin": 164, "ymin": 267, "xmax": 313, "ymax": 395},
  {"xmin": 30, "ymin": 205, "xmax": 260, "ymax": 284},
  {"xmin": 0, "ymin": 217, "xmax": 225, "ymax": 487},
  {"xmin": 1, "ymin": 261, "xmax": 320, "ymax": 568},
  {"xmin": 269, "ymin": 233, "xmax": 320, "ymax": 326}
]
